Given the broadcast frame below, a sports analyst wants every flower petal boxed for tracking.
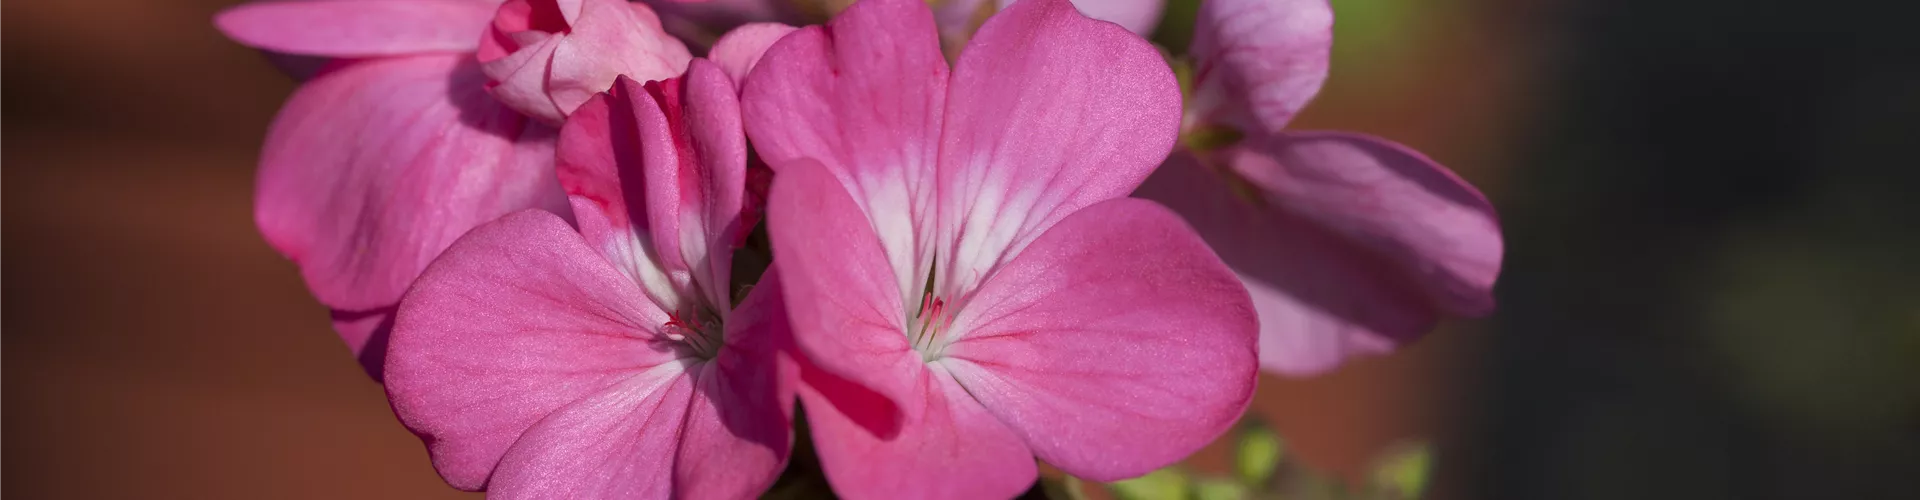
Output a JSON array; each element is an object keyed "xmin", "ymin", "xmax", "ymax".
[
  {"xmin": 1132, "ymin": 134, "xmax": 1502, "ymax": 375},
  {"xmin": 254, "ymin": 54, "xmax": 568, "ymax": 377},
  {"xmin": 741, "ymin": 0, "xmax": 949, "ymax": 303},
  {"xmin": 1231, "ymin": 132, "xmax": 1502, "ymax": 319},
  {"xmin": 384, "ymin": 210, "xmax": 682, "ymax": 490},
  {"xmin": 674, "ymin": 269, "xmax": 795, "ymax": 499},
  {"xmin": 1187, "ymin": 0, "xmax": 1332, "ymax": 134},
  {"xmin": 996, "ymin": 0, "xmax": 1166, "ymax": 35},
  {"xmin": 214, "ymin": 0, "xmax": 496, "ymax": 57},
  {"xmin": 765, "ymin": 159, "xmax": 922, "ymax": 419},
  {"xmin": 940, "ymin": 198, "xmax": 1258, "ymax": 480},
  {"xmin": 645, "ymin": 60, "xmax": 747, "ymax": 311},
  {"xmin": 546, "ymin": 0, "xmax": 692, "ymax": 118},
  {"xmin": 934, "ymin": 0, "xmax": 1181, "ymax": 298},
  {"xmin": 486, "ymin": 369, "xmax": 696, "ymax": 498},
  {"xmin": 799, "ymin": 361, "xmax": 1036, "ymax": 500},
  {"xmin": 709, "ymin": 22, "xmax": 799, "ymax": 89}
]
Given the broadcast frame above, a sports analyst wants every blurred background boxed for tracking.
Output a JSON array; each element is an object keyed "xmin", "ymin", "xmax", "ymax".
[{"xmin": 4, "ymin": 0, "xmax": 1916, "ymax": 498}]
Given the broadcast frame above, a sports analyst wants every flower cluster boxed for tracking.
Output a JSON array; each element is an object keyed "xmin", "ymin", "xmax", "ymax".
[{"xmin": 216, "ymin": 0, "xmax": 1502, "ymax": 497}]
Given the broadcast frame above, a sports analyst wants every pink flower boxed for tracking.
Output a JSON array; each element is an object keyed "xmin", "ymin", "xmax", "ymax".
[
  {"xmin": 214, "ymin": 0, "xmax": 570, "ymax": 379},
  {"xmin": 743, "ymin": 0, "xmax": 1257, "ymax": 497},
  {"xmin": 1133, "ymin": 0, "xmax": 1505, "ymax": 375},
  {"xmin": 385, "ymin": 64, "xmax": 793, "ymax": 498},
  {"xmin": 478, "ymin": 0, "xmax": 693, "ymax": 124}
]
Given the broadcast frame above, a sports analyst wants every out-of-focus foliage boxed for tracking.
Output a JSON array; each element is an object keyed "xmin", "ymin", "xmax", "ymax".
[{"xmin": 1098, "ymin": 421, "xmax": 1432, "ymax": 500}]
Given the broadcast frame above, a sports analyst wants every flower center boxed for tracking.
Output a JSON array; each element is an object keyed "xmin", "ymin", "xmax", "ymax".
[
  {"xmin": 661, "ymin": 307, "xmax": 724, "ymax": 360},
  {"xmin": 908, "ymin": 291, "xmax": 955, "ymax": 361}
]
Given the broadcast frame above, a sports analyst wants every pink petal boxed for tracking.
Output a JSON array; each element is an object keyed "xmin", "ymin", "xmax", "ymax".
[
  {"xmin": 1232, "ymin": 133, "xmax": 1502, "ymax": 319},
  {"xmin": 482, "ymin": 31, "xmax": 569, "ymax": 123},
  {"xmin": 709, "ymin": 22, "xmax": 799, "ymax": 89},
  {"xmin": 934, "ymin": 0, "xmax": 1181, "ymax": 298},
  {"xmin": 1132, "ymin": 134, "xmax": 1503, "ymax": 375},
  {"xmin": 741, "ymin": 0, "xmax": 949, "ymax": 302},
  {"xmin": 546, "ymin": 0, "xmax": 692, "ymax": 117},
  {"xmin": 643, "ymin": 61, "xmax": 747, "ymax": 311},
  {"xmin": 1187, "ymin": 0, "xmax": 1333, "ymax": 134},
  {"xmin": 384, "ymin": 210, "xmax": 682, "ymax": 490},
  {"xmin": 763, "ymin": 159, "xmax": 922, "ymax": 420},
  {"xmin": 557, "ymin": 65, "xmax": 744, "ymax": 313},
  {"xmin": 799, "ymin": 359, "xmax": 1036, "ymax": 500},
  {"xmin": 939, "ymin": 198, "xmax": 1258, "ymax": 480},
  {"xmin": 254, "ymin": 54, "xmax": 568, "ymax": 379},
  {"xmin": 486, "ymin": 371, "xmax": 696, "ymax": 498},
  {"xmin": 1002, "ymin": 0, "xmax": 1166, "ymax": 35},
  {"xmin": 674, "ymin": 269, "xmax": 796, "ymax": 499},
  {"xmin": 214, "ymin": 0, "xmax": 496, "ymax": 57}
]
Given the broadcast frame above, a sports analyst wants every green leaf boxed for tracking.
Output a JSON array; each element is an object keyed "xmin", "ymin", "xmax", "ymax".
[
  {"xmin": 1109, "ymin": 468, "xmax": 1192, "ymax": 500},
  {"xmin": 1195, "ymin": 477, "xmax": 1249, "ymax": 500},
  {"xmin": 1368, "ymin": 442, "xmax": 1433, "ymax": 498},
  {"xmin": 1235, "ymin": 425, "xmax": 1285, "ymax": 487}
]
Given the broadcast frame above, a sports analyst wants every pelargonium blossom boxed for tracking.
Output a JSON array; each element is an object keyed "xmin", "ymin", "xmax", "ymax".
[
  {"xmin": 1132, "ymin": 0, "xmax": 1506, "ymax": 375},
  {"xmin": 479, "ymin": 0, "xmax": 693, "ymax": 124},
  {"xmin": 215, "ymin": 0, "xmax": 565, "ymax": 378},
  {"xmin": 385, "ymin": 64, "xmax": 792, "ymax": 498},
  {"xmin": 213, "ymin": 0, "xmax": 691, "ymax": 379},
  {"xmin": 744, "ymin": 0, "xmax": 1258, "ymax": 497}
]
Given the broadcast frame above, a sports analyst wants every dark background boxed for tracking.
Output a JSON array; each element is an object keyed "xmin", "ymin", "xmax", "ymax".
[{"xmin": 4, "ymin": 0, "xmax": 1916, "ymax": 498}]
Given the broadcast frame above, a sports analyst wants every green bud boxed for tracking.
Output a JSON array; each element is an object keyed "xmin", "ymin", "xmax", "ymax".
[
  {"xmin": 1110, "ymin": 468, "xmax": 1191, "ymax": 500},
  {"xmin": 1235, "ymin": 425, "xmax": 1285, "ymax": 487}
]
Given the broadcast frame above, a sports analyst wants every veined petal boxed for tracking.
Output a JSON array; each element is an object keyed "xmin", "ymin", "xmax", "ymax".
[
  {"xmin": 940, "ymin": 198, "xmax": 1258, "ymax": 480},
  {"xmin": 1229, "ymin": 133, "xmax": 1501, "ymax": 320},
  {"xmin": 546, "ymin": 0, "xmax": 692, "ymax": 118},
  {"xmin": 384, "ymin": 210, "xmax": 683, "ymax": 490},
  {"xmin": 934, "ymin": 0, "xmax": 1181, "ymax": 299},
  {"xmin": 556, "ymin": 77, "xmax": 678, "ymax": 312},
  {"xmin": 766, "ymin": 159, "xmax": 924, "ymax": 419},
  {"xmin": 1188, "ymin": 0, "xmax": 1332, "ymax": 134},
  {"xmin": 741, "ymin": 0, "xmax": 948, "ymax": 303},
  {"xmin": 1132, "ymin": 134, "xmax": 1502, "ymax": 375},
  {"xmin": 675, "ymin": 269, "xmax": 795, "ymax": 499},
  {"xmin": 486, "ymin": 368, "xmax": 696, "ymax": 498},
  {"xmin": 1004, "ymin": 0, "xmax": 1166, "ymax": 35},
  {"xmin": 709, "ymin": 23, "xmax": 800, "ymax": 89},
  {"xmin": 254, "ymin": 54, "xmax": 567, "ymax": 379},
  {"xmin": 643, "ymin": 61, "xmax": 747, "ymax": 311},
  {"xmin": 214, "ymin": 0, "xmax": 496, "ymax": 57},
  {"xmin": 800, "ymin": 360, "xmax": 1035, "ymax": 500}
]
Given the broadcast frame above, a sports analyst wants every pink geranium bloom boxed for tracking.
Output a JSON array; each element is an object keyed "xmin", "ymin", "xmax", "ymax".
[
  {"xmin": 215, "ymin": 0, "xmax": 569, "ymax": 378},
  {"xmin": 931, "ymin": 0, "xmax": 1164, "ymax": 47},
  {"xmin": 743, "ymin": 0, "xmax": 1257, "ymax": 497},
  {"xmin": 1133, "ymin": 0, "xmax": 1506, "ymax": 375},
  {"xmin": 385, "ymin": 64, "xmax": 793, "ymax": 498},
  {"xmin": 479, "ymin": 0, "xmax": 693, "ymax": 124}
]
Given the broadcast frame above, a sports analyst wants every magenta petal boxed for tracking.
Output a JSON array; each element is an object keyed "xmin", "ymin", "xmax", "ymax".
[
  {"xmin": 557, "ymin": 65, "xmax": 745, "ymax": 312},
  {"xmin": 674, "ymin": 269, "xmax": 795, "ymax": 499},
  {"xmin": 800, "ymin": 363, "xmax": 1036, "ymax": 500},
  {"xmin": 486, "ymin": 372, "xmax": 696, "ymax": 498},
  {"xmin": 1133, "ymin": 134, "xmax": 1503, "ymax": 375},
  {"xmin": 1187, "ymin": 0, "xmax": 1332, "ymax": 134},
  {"xmin": 384, "ymin": 210, "xmax": 682, "ymax": 490},
  {"xmin": 741, "ymin": 0, "xmax": 949, "ymax": 298},
  {"xmin": 709, "ymin": 22, "xmax": 799, "ymax": 89},
  {"xmin": 214, "ymin": 0, "xmax": 495, "ymax": 57},
  {"xmin": 643, "ymin": 61, "xmax": 747, "ymax": 310},
  {"xmin": 254, "ymin": 54, "xmax": 568, "ymax": 375},
  {"xmin": 988, "ymin": 0, "xmax": 1166, "ymax": 35},
  {"xmin": 935, "ymin": 0, "xmax": 1181, "ymax": 297},
  {"xmin": 940, "ymin": 198, "xmax": 1258, "ymax": 480},
  {"xmin": 765, "ymin": 159, "xmax": 924, "ymax": 419},
  {"xmin": 1232, "ymin": 132, "xmax": 1502, "ymax": 319},
  {"xmin": 545, "ymin": 0, "xmax": 692, "ymax": 117}
]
